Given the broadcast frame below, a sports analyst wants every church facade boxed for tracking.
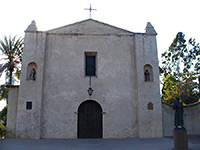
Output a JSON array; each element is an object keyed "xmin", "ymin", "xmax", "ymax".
[{"xmin": 7, "ymin": 19, "xmax": 163, "ymax": 139}]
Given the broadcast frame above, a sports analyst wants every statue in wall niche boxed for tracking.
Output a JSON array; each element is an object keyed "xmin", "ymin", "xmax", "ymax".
[
  {"xmin": 144, "ymin": 69, "xmax": 150, "ymax": 81},
  {"xmin": 30, "ymin": 68, "xmax": 36, "ymax": 81},
  {"xmin": 148, "ymin": 102, "xmax": 153, "ymax": 110},
  {"xmin": 173, "ymin": 97, "xmax": 184, "ymax": 129}
]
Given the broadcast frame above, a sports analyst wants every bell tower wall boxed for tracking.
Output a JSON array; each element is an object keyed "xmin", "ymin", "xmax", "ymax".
[
  {"xmin": 16, "ymin": 30, "xmax": 46, "ymax": 139},
  {"xmin": 134, "ymin": 32, "xmax": 163, "ymax": 138}
]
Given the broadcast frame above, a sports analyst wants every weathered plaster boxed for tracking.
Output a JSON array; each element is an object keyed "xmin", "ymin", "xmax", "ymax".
[
  {"xmin": 6, "ymin": 86, "xmax": 19, "ymax": 138},
  {"xmin": 8, "ymin": 19, "xmax": 163, "ymax": 139},
  {"xmin": 162, "ymin": 102, "xmax": 200, "ymax": 136}
]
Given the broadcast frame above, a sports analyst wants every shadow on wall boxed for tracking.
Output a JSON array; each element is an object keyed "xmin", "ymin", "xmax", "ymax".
[{"xmin": 162, "ymin": 101, "xmax": 200, "ymax": 136}]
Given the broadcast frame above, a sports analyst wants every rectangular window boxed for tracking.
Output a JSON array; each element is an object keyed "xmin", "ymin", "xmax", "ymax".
[
  {"xmin": 85, "ymin": 52, "xmax": 97, "ymax": 76},
  {"xmin": 26, "ymin": 102, "xmax": 32, "ymax": 110}
]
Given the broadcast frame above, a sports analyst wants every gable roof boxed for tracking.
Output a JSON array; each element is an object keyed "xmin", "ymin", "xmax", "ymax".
[{"xmin": 47, "ymin": 19, "xmax": 134, "ymax": 35}]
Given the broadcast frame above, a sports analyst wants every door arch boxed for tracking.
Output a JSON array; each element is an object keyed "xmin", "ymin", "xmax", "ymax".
[{"xmin": 78, "ymin": 100, "xmax": 102, "ymax": 138}]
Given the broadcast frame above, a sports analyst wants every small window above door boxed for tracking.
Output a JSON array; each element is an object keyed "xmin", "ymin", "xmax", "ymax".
[{"xmin": 85, "ymin": 52, "xmax": 97, "ymax": 76}]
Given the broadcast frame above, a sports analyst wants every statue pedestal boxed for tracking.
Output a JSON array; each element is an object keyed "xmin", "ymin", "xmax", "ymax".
[{"xmin": 173, "ymin": 128, "xmax": 188, "ymax": 150}]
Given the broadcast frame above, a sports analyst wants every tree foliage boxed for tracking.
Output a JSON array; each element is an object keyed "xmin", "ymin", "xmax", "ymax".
[
  {"xmin": 162, "ymin": 73, "xmax": 199, "ymax": 104},
  {"xmin": 0, "ymin": 35, "xmax": 24, "ymax": 85},
  {"xmin": 0, "ymin": 35, "xmax": 23, "ymax": 104},
  {"xmin": 0, "ymin": 123, "xmax": 6, "ymax": 139},
  {"xmin": 160, "ymin": 32, "xmax": 200, "ymax": 104},
  {"xmin": 0, "ymin": 105, "xmax": 7, "ymax": 138},
  {"xmin": 0, "ymin": 35, "xmax": 23, "ymax": 137},
  {"xmin": 0, "ymin": 105, "xmax": 7, "ymax": 126},
  {"xmin": 0, "ymin": 85, "xmax": 9, "ymax": 103}
]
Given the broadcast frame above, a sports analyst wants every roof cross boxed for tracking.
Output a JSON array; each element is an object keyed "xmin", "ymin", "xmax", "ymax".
[{"xmin": 84, "ymin": 4, "xmax": 97, "ymax": 18}]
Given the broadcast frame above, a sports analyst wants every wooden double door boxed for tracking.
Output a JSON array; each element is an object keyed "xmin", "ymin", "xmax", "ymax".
[{"xmin": 78, "ymin": 100, "xmax": 102, "ymax": 138}]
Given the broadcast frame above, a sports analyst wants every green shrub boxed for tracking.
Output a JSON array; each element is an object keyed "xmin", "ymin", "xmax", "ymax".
[{"xmin": 0, "ymin": 122, "xmax": 6, "ymax": 138}]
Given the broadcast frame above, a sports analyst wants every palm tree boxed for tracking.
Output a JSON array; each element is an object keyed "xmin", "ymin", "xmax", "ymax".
[{"xmin": 0, "ymin": 35, "xmax": 23, "ymax": 85}]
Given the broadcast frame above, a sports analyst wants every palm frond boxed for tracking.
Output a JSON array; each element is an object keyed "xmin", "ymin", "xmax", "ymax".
[
  {"xmin": 0, "ymin": 63, "xmax": 9, "ymax": 73},
  {"xmin": 0, "ymin": 35, "xmax": 24, "ymax": 85}
]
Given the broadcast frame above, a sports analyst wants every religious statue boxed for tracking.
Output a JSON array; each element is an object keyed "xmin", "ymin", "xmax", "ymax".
[
  {"xmin": 173, "ymin": 97, "xmax": 184, "ymax": 129},
  {"xmin": 29, "ymin": 68, "xmax": 36, "ymax": 81},
  {"xmin": 144, "ymin": 70, "xmax": 150, "ymax": 81}
]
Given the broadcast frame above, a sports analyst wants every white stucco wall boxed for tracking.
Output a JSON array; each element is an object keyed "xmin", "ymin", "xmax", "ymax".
[
  {"xmin": 135, "ymin": 34, "xmax": 163, "ymax": 138},
  {"xmin": 12, "ymin": 19, "xmax": 163, "ymax": 139},
  {"xmin": 40, "ymin": 33, "xmax": 137, "ymax": 139},
  {"xmin": 162, "ymin": 102, "xmax": 200, "ymax": 136},
  {"xmin": 15, "ymin": 32, "xmax": 46, "ymax": 139},
  {"xmin": 6, "ymin": 86, "xmax": 19, "ymax": 138}
]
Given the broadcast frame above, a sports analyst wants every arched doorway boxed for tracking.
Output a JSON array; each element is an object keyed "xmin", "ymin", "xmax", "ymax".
[{"xmin": 78, "ymin": 100, "xmax": 102, "ymax": 138}]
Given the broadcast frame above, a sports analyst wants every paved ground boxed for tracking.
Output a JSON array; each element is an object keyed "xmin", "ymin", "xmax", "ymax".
[{"xmin": 1, "ymin": 137, "xmax": 200, "ymax": 150}]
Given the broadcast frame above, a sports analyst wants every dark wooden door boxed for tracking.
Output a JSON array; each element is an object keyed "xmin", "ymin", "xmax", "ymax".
[{"xmin": 78, "ymin": 100, "xmax": 102, "ymax": 138}]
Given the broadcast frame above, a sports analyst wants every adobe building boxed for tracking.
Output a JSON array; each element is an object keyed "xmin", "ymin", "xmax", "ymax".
[{"xmin": 6, "ymin": 19, "xmax": 163, "ymax": 139}]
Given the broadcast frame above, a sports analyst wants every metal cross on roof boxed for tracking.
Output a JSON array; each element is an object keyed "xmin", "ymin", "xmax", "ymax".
[{"xmin": 84, "ymin": 4, "xmax": 97, "ymax": 18}]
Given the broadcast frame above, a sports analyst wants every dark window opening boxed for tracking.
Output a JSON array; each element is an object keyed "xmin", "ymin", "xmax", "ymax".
[
  {"xmin": 26, "ymin": 102, "xmax": 32, "ymax": 110},
  {"xmin": 85, "ymin": 55, "xmax": 96, "ymax": 76},
  {"xmin": 148, "ymin": 102, "xmax": 153, "ymax": 110}
]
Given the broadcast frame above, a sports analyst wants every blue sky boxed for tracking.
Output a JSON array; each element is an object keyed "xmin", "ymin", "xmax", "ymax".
[{"xmin": 0, "ymin": 0, "xmax": 200, "ymax": 110}]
